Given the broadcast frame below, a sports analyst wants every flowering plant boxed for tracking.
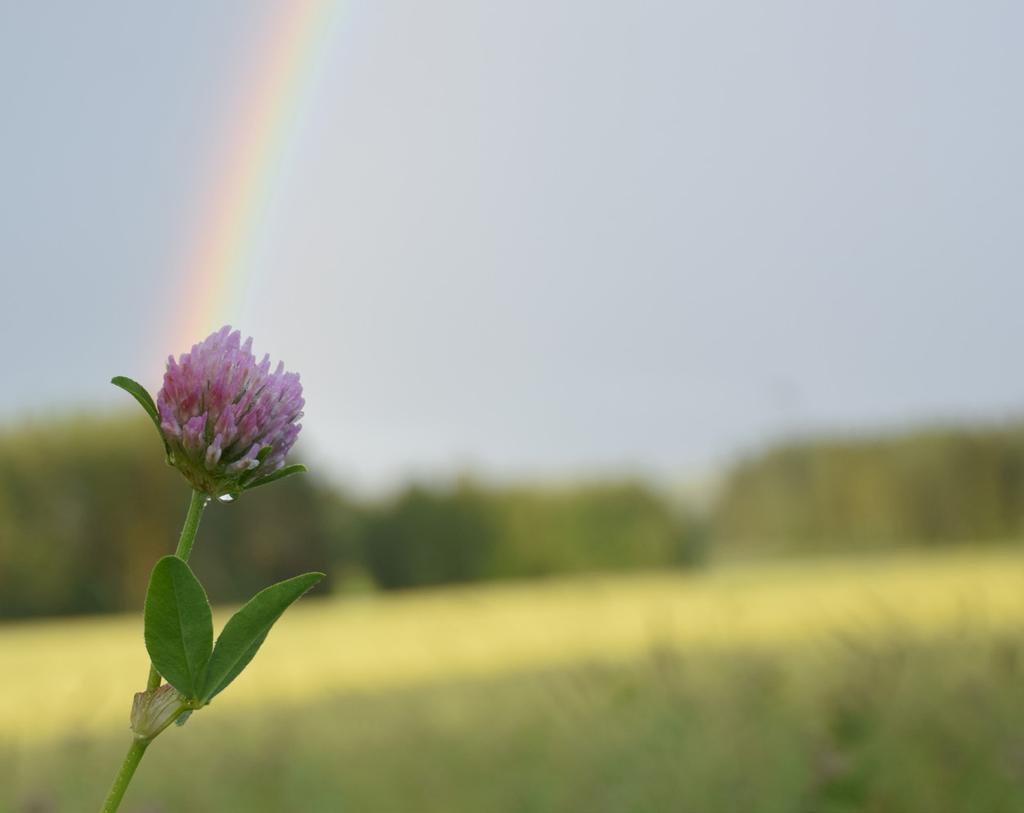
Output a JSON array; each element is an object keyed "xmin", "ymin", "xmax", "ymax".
[{"xmin": 100, "ymin": 327, "xmax": 323, "ymax": 812}]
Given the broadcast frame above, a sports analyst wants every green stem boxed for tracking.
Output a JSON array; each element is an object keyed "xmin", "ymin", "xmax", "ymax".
[
  {"xmin": 174, "ymin": 488, "xmax": 209, "ymax": 561},
  {"xmin": 101, "ymin": 488, "xmax": 209, "ymax": 812},
  {"xmin": 146, "ymin": 489, "xmax": 208, "ymax": 691},
  {"xmin": 100, "ymin": 739, "xmax": 149, "ymax": 813}
]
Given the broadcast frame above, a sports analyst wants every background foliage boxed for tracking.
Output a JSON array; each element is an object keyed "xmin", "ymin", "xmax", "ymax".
[
  {"xmin": 6, "ymin": 414, "xmax": 1024, "ymax": 811},
  {"xmin": 4, "ymin": 414, "xmax": 1024, "ymax": 618},
  {"xmin": 0, "ymin": 415, "xmax": 697, "ymax": 618},
  {"xmin": 715, "ymin": 425, "xmax": 1024, "ymax": 552}
]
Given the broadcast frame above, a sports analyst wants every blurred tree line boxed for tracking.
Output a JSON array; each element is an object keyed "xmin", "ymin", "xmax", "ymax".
[
  {"xmin": 0, "ymin": 415, "xmax": 699, "ymax": 618},
  {"xmin": 7, "ymin": 414, "xmax": 1024, "ymax": 618},
  {"xmin": 714, "ymin": 425, "xmax": 1024, "ymax": 552}
]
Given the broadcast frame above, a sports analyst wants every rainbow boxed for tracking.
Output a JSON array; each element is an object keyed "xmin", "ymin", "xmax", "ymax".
[{"xmin": 163, "ymin": 0, "xmax": 340, "ymax": 356}]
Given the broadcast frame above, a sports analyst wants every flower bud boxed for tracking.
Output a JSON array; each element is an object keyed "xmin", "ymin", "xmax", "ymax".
[{"xmin": 130, "ymin": 684, "xmax": 187, "ymax": 740}]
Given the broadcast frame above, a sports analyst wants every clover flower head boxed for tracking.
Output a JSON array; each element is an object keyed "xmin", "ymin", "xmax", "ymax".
[{"xmin": 155, "ymin": 326, "xmax": 305, "ymax": 498}]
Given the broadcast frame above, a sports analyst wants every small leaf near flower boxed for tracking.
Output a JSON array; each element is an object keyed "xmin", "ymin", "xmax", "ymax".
[
  {"xmin": 242, "ymin": 463, "xmax": 308, "ymax": 492},
  {"xmin": 112, "ymin": 376, "xmax": 170, "ymax": 456},
  {"xmin": 144, "ymin": 556, "xmax": 214, "ymax": 702},
  {"xmin": 199, "ymin": 571, "xmax": 324, "ymax": 704},
  {"xmin": 111, "ymin": 376, "xmax": 160, "ymax": 427}
]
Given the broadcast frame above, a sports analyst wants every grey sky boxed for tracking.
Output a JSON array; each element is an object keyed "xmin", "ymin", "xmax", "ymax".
[{"xmin": 2, "ymin": 1, "xmax": 1023, "ymax": 488}]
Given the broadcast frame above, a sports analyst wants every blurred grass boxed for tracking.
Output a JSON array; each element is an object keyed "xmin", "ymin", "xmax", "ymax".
[{"xmin": 4, "ymin": 548, "xmax": 1024, "ymax": 811}]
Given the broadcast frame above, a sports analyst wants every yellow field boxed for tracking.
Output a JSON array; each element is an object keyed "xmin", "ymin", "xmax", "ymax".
[{"xmin": 3, "ymin": 547, "xmax": 1024, "ymax": 745}]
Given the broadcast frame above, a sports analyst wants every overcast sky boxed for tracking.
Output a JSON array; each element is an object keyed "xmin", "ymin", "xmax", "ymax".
[{"xmin": 2, "ymin": 1, "xmax": 1023, "ymax": 488}]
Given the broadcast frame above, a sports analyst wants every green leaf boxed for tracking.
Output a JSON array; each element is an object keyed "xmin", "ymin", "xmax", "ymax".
[
  {"xmin": 200, "ymin": 571, "xmax": 323, "ymax": 703},
  {"xmin": 144, "ymin": 556, "xmax": 214, "ymax": 701},
  {"xmin": 111, "ymin": 376, "xmax": 161, "ymax": 430},
  {"xmin": 243, "ymin": 463, "xmax": 308, "ymax": 492},
  {"xmin": 112, "ymin": 376, "xmax": 170, "ymax": 458}
]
